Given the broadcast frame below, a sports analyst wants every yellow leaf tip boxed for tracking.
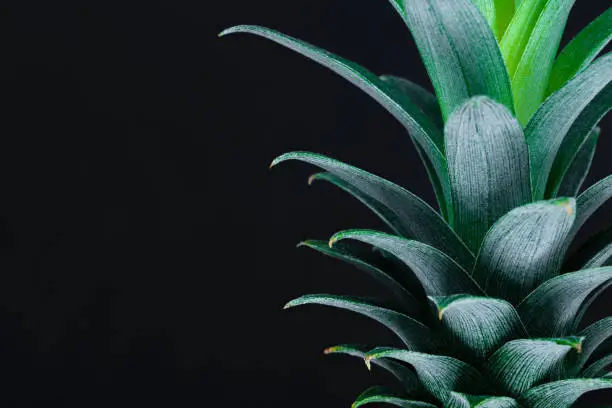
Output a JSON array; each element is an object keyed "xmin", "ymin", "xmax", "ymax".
[
  {"xmin": 364, "ymin": 357, "xmax": 372, "ymax": 371},
  {"xmin": 307, "ymin": 174, "xmax": 318, "ymax": 186},
  {"xmin": 323, "ymin": 346, "xmax": 337, "ymax": 355}
]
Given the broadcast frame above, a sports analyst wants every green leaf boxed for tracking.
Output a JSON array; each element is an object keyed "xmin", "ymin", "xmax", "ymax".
[
  {"xmin": 552, "ymin": 127, "xmax": 600, "ymax": 198},
  {"xmin": 526, "ymin": 53, "xmax": 612, "ymax": 200},
  {"xmin": 272, "ymin": 152, "xmax": 474, "ymax": 269},
  {"xmin": 487, "ymin": 337, "xmax": 585, "ymax": 396},
  {"xmin": 352, "ymin": 387, "xmax": 437, "ymax": 408},
  {"xmin": 429, "ymin": 295, "xmax": 526, "ymax": 359},
  {"xmin": 577, "ymin": 318, "xmax": 612, "ymax": 372},
  {"xmin": 582, "ymin": 355, "xmax": 612, "ymax": 378},
  {"xmin": 470, "ymin": 0, "xmax": 516, "ymax": 40},
  {"xmin": 298, "ymin": 240, "xmax": 421, "ymax": 315},
  {"xmin": 365, "ymin": 348, "xmax": 487, "ymax": 404},
  {"xmin": 547, "ymin": 7, "xmax": 612, "ymax": 96},
  {"xmin": 379, "ymin": 76, "xmax": 443, "ymax": 129},
  {"xmin": 472, "ymin": 198, "xmax": 576, "ymax": 304},
  {"xmin": 445, "ymin": 96, "xmax": 531, "ymax": 253},
  {"xmin": 389, "ymin": 0, "xmax": 514, "ymax": 120},
  {"xmin": 219, "ymin": 25, "xmax": 451, "ymax": 205},
  {"xmin": 503, "ymin": 0, "xmax": 576, "ymax": 124},
  {"xmin": 324, "ymin": 345, "xmax": 420, "ymax": 393},
  {"xmin": 284, "ymin": 295, "xmax": 435, "ymax": 351},
  {"xmin": 519, "ymin": 378, "xmax": 612, "ymax": 408},
  {"xmin": 565, "ymin": 228, "xmax": 612, "ymax": 270},
  {"xmin": 447, "ymin": 392, "xmax": 519, "ymax": 408},
  {"xmin": 518, "ymin": 267, "xmax": 612, "ymax": 336},
  {"xmin": 573, "ymin": 175, "xmax": 612, "ymax": 238},
  {"xmin": 330, "ymin": 230, "xmax": 483, "ymax": 296}
]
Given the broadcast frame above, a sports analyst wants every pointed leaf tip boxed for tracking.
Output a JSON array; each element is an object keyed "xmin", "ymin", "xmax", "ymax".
[
  {"xmin": 307, "ymin": 174, "xmax": 318, "ymax": 186},
  {"xmin": 365, "ymin": 356, "xmax": 372, "ymax": 371}
]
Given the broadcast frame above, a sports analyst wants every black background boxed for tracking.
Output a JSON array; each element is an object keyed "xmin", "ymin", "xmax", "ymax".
[{"xmin": 0, "ymin": 0, "xmax": 610, "ymax": 406}]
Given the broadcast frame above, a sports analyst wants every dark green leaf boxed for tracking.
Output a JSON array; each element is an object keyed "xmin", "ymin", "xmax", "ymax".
[
  {"xmin": 547, "ymin": 7, "xmax": 612, "ymax": 96},
  {"xmin": 577, "ymin": 318, "xmax": 612, "ymax": 372},
  {"xmin": 502, "ymin": 0, "xmax": 577, "ymax": 124},
  {"xmin": 429, "ymin": 294, "xmax": 525, "ymax": 359},
  {"xmin": 526, "ymin": 53, "xmax": 612, "ymax": 200},
  {"xmin": 219, "ymin": 25, "xmax": 450, "ymax": 204},
  {"xmin": 284, "ymin": 295, "xmax": 435, "ymax": 351},
  {"xmin": 365, "ymin": 348, "xmax": 487, "ymax": 404},
  {"xmin": 487, "ymin": 337, "xmax": 584, "ymax": 396},
  {"xmin": 352, "ymin": 386, "xmax": 436, "ymax": 408},
  {"xmin": 582, "ymin": 355, "xmax": 612, "ymax": 378},
  {"xmin": 519, "ymin": 378, "xmax": 612, "ymax": 408},
  {"xmin": 472, "ymin": 199, "xmax": 576, "ymax": 304},
  {"xmin": 324, "ymin": 345, "xmax": 420, "ymax": 393},
  {"xmin": 447, "ymin": 392, "xmax": 519, "ymax": 408},
  {"xmin": 272, "ymin": 152, "xmax": 474, "ymax": 269},
  {"xmin": 445, "ymin": 96, "xmax": 531, "ymax": 252},
  {"xmin": 389, "ymin": 0, "xmax": 514, "ymax": 120},
  {"xmin": 552, "ymin": 127, "xmax": 600, "ymax": 198},
  {"xmin": 298, "ymin": 240, "xmax": 421, "ymax": 315},
  {"xmin": 518, "ymin": 267, "xmax": 612, "ymax": 336},
  {"xmin": 330, "ymin": 230, "xmax": 483, "ymax": 296},
  {"xmin": 573, "ymin": 175, "xmax": 612, "ymax": 238},
  {"xmin": 565, "ymin": 228, "xmax": 612, "ymax": 271}
]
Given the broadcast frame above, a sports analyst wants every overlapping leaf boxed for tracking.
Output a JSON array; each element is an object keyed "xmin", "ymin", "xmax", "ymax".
[
  {"xmin": 284, "ymin": 295, "xmax": 435, "ymax": 351},
  {"xmin": 577, "ymin": 318, "xmax": 612, "ymax": 372},
  {"xmin": 388, "ymin": 0, "xmax": 514, "ymax": 120},
  {"xmin": 552, "ymin": 127, "xmax": 600, "ymax": 198},
  {"xmin": 472, "ymin": 199, "xmax": 575, "ymax": 304},
  {"xmin": 470, "ymin": 0, "xmax": 516, "ymax": 40},
  {"xmin": 271, "ymin": 152, "xmax": 474, "ymax": 269},
  {"xmin": 518, "ymin": 267, "xmax": 612, "ymax": 336},
  {"xmin": 526, "ymin": 53, "xmax": 612, "ymax": 200},
  {"xmin": 351, "ymin": 386, "xmax": 436, "ymax": 408},
  {"xmin": 429, "ymin": 295, "xmax": 525, "ymax": 359},
  {"xmin": 519, "ymin": 378, "xmax": 612, "ymax": 408},
  {"xmin": 445, "ymin": 96, "xmax": 531, "ymax": 252},
  {"xmin": 487, "ymin": 337, "xmax": 584, "ymax": 396},
  {"xmin": 447, "ymin": 392, "xmax": 519, "ymax": 408},
  {"xmin": 582, "ymin": 355, "xmax": 612, "ymax": 378},
  {"xmin": 330, "ymin": 230, "xmax": 482, "ymax": 296}
]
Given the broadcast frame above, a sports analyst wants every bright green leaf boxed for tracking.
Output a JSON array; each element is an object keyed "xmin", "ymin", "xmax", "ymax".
[
  {"xmin": 284, "ymin": 295, "xmax": 435, "ymax": 351},
  {"xmin": 271, "ymin": 152, "xmax": 474, "ymax": 269},
  {"xmin": 470, "ymin": 0, "xmax": 516, "ymax": 40},
  {"xmin": 389, "ymin": 0, "xmax": 514, "ymax": 120},
  {"xmin": 487, "ymin": 337, "xmax": 584, "ymax": 396},
  {"xmin": 445, "ymin": 96, "xmax": 531, "ymax": 253},
  {"xmin": 519, "ymin": 378, "xmax": 612, "ymax": 408},
  {"xmin": 526, "ymin": 53, "xmax": 612, "ymax": 200},
  {"xmin": 518, "ymin": 267, "xmax": 612, "ymax": 336},
  {"xmin": 547, "ymin": 7, "xmax": 612, "ymax": 96},
  {"xmin": 472, "ymin": 199, "xmax": 575, "ymax": 304},
  {"xmin": 429, "ymin": 294, "xmax": 526, "ymax": 359},
  {"xmin": 330, "ymin": 230, "xmax": 483, "ymax": 296}
]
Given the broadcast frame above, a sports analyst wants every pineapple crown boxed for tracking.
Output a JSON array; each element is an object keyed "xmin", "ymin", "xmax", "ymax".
[{"xmin": 221, "ymin": 1, "xmax": 612, "ymax": 407}]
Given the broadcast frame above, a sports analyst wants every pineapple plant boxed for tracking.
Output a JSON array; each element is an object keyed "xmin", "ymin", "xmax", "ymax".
[{"xmin": 220, "ymin": 1, "xmax": 612, "ymax": 407}]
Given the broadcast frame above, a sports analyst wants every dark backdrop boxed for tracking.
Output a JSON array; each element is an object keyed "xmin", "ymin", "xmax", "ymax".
[{"xmin": 0, "ymin": 1, "xmax": 610, "ymax": 406}]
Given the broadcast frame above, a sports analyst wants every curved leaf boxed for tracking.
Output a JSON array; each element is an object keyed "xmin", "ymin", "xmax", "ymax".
[
  {"xmin": 582, "ymin": 355, "xmax": 612, "ymax": 378},
  {"xmin": 272, "ymin": 152, "xmax": 474, "ymax": 269},
  {"xmin": 472, "ymin": 199, "xmax": 575, "ymax": 304},
  {"xmin": 429, "ymin": 295, "xmax": 525, "ymax": 359},
  {"xmin": 352, "ymin": 386, "xmax": 436, "ymax": 408},
  {"xmin": 365, "ymin": 348, "xmax": 487, "ymax": 404},
  {"xmin": 284, "ymin": 295, "xmax": 435, "ymax": 351},
  {"xmin": 547, "ymin": 7, "xmax": 612, "ymax": 96},
  {"xmin": 574, "ymin": 175, "xmax": 612, "ymax": 238},
  {"xmin": 445, "ymin": 96, "xmax": 531, "ymax": 252},
  {"xmin": 470, "ymin": 0, "xmax": 516, "ymax": 40},
  {"xmin": 219, "ymin": 25, "xmax": 450, "ymax": 204},
  {"xmin": 553, "ymin": 127, "xmax": 600, "ymax": 198},
  {"xmin": 324, "ymin": 345, "xmax": 420, "ymax": 393},
  {"xmin": 487, "ymin": 337, "xmax": 584, "ymax": 396},
  {"xmin": 526, "ymin": 53, "xmax": 612, "ymax": 200},
  {"xmin": 566, "ymin": 228, "xmax": 612, "ymax": 271},
  {"xmin": 379, "ymin": 75, "xmax": 443, "ymax": 129},
  {"xmin": 577, "ymin": 318, "xmax": 612, "ymax": 371},
  {"xmin": 447, "ymin": 392, "xmax": 519, "ymax": 408},
  {"xmin": 505, "ymin": 0, "xmax": 576, "ymax": 124},
  {"xmin": 519, "ymin": 378, "xmax": 612, "ymax": 408},
  {"xmin": 518, "ymin": 267, "xmax": 612, "ymax": 336},
  {"xmin": 298, "ymin": 240, "xmax": 421, "ymax": 314},
  {"xmin": 389, "ymin": 0, "xmax": 514, "ymax": 120},
  {"xmin": 330, "ymin": 230, "xmax": 483, "ymax": 296}
]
